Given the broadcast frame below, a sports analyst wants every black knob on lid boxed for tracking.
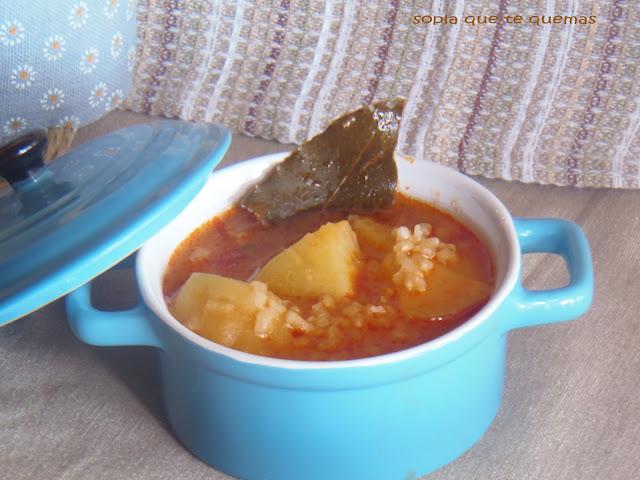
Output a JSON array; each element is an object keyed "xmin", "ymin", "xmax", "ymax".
[{"xmin": 0, "ymin": 129, "xmax": 48, "ymax": 185}]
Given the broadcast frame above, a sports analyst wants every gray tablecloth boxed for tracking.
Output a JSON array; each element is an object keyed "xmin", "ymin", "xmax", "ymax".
[{"xmin": 2, "ymin": 112, "xmax": 639, "ymax": 480}]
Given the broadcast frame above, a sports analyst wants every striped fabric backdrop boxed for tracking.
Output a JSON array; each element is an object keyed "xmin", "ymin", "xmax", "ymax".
[{"xmin": 126, "ymin": 0, "xmax": 640, "ymax": 188}]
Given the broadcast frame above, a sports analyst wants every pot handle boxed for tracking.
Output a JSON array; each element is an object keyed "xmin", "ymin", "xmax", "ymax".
[
  {"xmin": 508, "ymin": 218, "xmax": 593, "ymax": 330},
  {"xmin": 66, "ymin": 256, "xmax": 164, "ymax": 350}
]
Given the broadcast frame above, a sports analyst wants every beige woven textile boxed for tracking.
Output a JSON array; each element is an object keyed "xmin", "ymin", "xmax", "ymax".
[{"xmin": 127, "ymin": 0, "xmax": 640, "ymax": 188}]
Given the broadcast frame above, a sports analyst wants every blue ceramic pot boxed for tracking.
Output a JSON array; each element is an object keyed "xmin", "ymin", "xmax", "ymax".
[{"xmin": 66, "ymin": 154, "xmax": 593, "ymax": 480}]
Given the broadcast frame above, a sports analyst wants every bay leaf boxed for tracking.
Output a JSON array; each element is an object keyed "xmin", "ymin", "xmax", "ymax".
[{"xmin": 240, "ymin": 98, "xmax": 405, "ymax": 224}]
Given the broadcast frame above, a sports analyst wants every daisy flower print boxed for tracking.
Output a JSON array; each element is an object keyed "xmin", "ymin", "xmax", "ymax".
[
  {"xmin": 41, "ymin": 88, "xmax": 65, "ymax": 111},
  {"xmin": 43, "ymin": 35, "xmax": 66, "ymax": 61},
  {"xmin": 126, "ymin": 0, "xmax": 136, "ymax": 21},
  {"xmin": 0, "ymin": 20, "xmax": 25, "ymax": 46},
  {"xmin": 106, "ymin": 89, "xmax": 124, "ymax": 110},
  {"xmin": 104, "ymin": 0, "xmax": 120, "ymax": 19},
  {"xmin": 69, "ymin": 2, "xmax": 89, "ymax": 29},
  {"xmin": 80, "ymin": 47, "xmax": 99, "ymax": 74},
  {"xmin": 127, "ymin": 46, "xmax": 136, "ymax": 72},
  {"xmin": 3, "ymin": 117, "xmax": 28, "ymax": 136},
  {"xmin": 111, "ymin": 32, "xmax": 123, "ymax": 58},
  {"xmin": 11, "ymin": 65, "xmax": 35, "ymax": 90},
  {"xmin": 58, "ymin": 116, "xmax": 81, "ymax": 131},
  {"xmin": 89, "ymin": 82, "xmax": 108, "ymax": 108}
]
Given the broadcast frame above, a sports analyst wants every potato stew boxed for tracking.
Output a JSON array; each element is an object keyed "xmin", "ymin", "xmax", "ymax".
[{"xmin": 163, "ymin": 193, "xmax": 494, "ymax": 361}]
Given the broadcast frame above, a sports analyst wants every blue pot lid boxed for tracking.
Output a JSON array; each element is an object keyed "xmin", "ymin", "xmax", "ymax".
[{"xmin": 0, "ymin": 120, "xmax": 231, "ymax": 326}]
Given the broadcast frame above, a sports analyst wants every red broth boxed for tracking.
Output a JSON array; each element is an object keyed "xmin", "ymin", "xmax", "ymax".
[{"xmin": 163, "ymin": 193, "xmax": 494, "ymax": 360}]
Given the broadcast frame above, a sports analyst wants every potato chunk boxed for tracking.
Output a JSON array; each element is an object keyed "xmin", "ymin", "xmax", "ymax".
[
  {"xmin": 256, "ymin": 220, "xmax": 360, "ymax": 298},
  {"xmin": 170, "ymin": 273, "xmax": 264, "ymax": 348},
  {"xmin": 348, "ymin": 215, "xmax": 394, "ymax": 251},
  {"xmin": 398, "ymin": 264, "xmax": 492, "ymax": 319}
]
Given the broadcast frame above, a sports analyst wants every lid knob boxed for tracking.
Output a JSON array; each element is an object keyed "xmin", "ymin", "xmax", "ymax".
[{"xmin": 0, "ymin": 130, "xmax": 48, "ymax": 185}]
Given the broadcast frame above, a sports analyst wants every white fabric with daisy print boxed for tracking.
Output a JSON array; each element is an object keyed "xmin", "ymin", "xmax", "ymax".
[{"xmin": 0, "ymin": 1, "xmax": 136, "ymax": 142}]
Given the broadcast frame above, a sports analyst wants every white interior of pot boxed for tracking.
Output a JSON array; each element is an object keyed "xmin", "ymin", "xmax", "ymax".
[{"xmin": 137, "ymin": 153, "xmax": 520, "ymax": 369}]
